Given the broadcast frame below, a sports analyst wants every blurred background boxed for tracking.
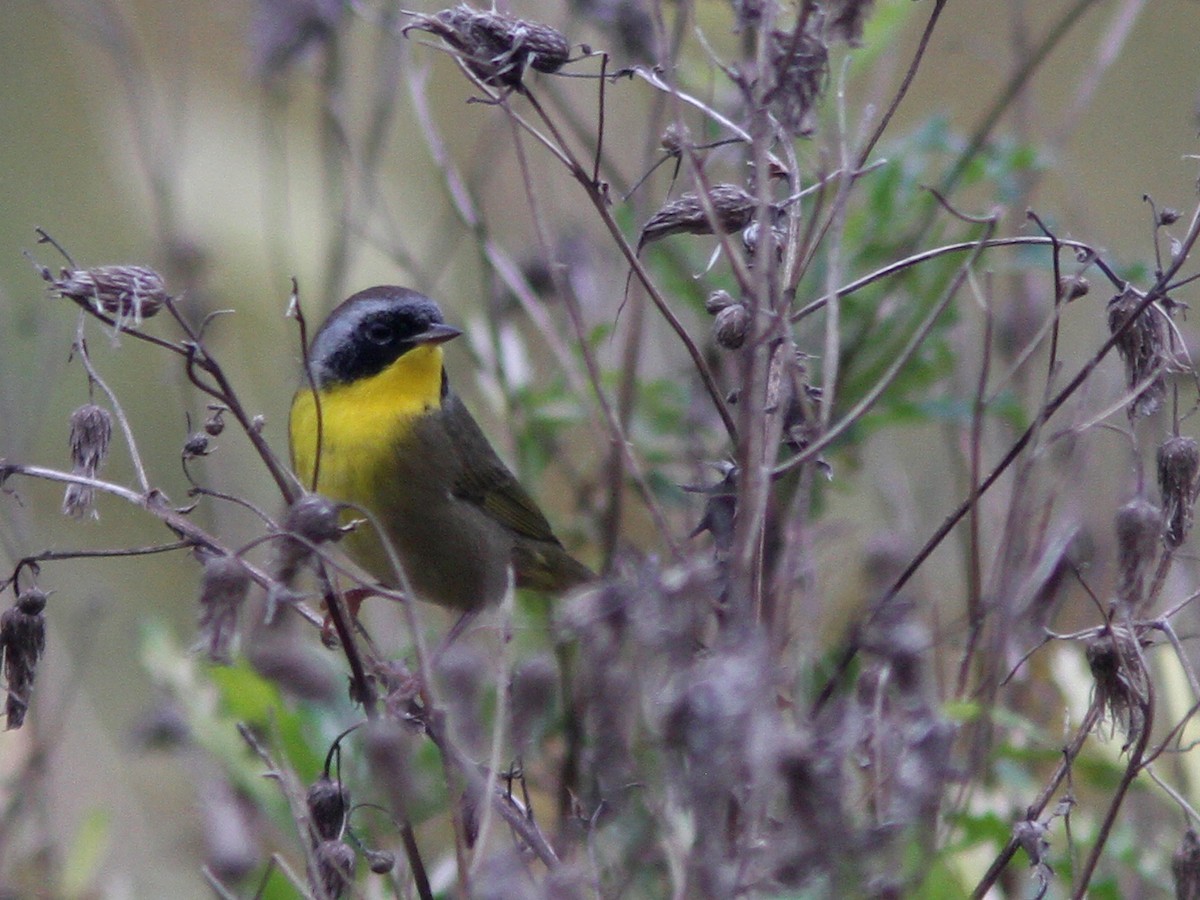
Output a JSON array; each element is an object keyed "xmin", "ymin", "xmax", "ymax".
[{"xmin": 2, "ymin": 0, "xmax": 1200, "ymax": 896}]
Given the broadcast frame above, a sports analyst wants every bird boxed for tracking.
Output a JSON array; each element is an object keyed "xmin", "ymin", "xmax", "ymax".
[{"xmin": 288, "ymin": 285, "xmax": 593, "ymax": 611}]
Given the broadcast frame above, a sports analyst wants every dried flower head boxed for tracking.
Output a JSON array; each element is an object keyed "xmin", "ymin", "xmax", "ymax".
[
  {"xmin": 274, "ymin": 494, "xmax": 344, "ymax": 584},
  {"xmin": 404, "ymin": 5, "xmax": 571, "ymax": 89},
  {"xmin": 714, "ymin": 302, "xmax": 751, "ymax": 350},
  {"xmin": 1058, "ymin": 275, "xmax": 1089, "ymax": 302},
  {"xmin": 1114, "ymin": 497, "xmax": 1160, "ymax": 614},
  {"xmin": 1174, "ymin": 829, "xmax": 1200, "ymax": 900},
  {"xmin": 705, "ymin": 289, "xmax": 736, "ymax": 315},
  {"xmin": 62, "ymin": 404, "xmax": 114, "ymax": 519},
  {"xmin": 639, "ymin": 184, "xmax": 760, "ymax": 250},
  {"xmin": 365, "ymin": 848, "xmax": 395, "ymax": 875},
  {"xmin": 1, "ymin": 588, "xmax": 48, "ymax": 729},
  {"xmin": 197, "ymin": 554, "xmax": 250, "ymax": 663},
  {"xmin": 1086, "ymin": 629, "xmax": 1149, "ymax": 745},
  {"xmin": 825, "ymin": 0, "xmax": 877, "ymax": 46},
  {"xmin": 307, "ymin": 776, "xmax": 349, "ymax": 841},
  {"xmin": 765, "ymin": 25, "xmax": 828, "ymax": 137},
  {"xmin": 43, "ymin": 264, "xmax": 168, "ymax": 323},
  {"xmin": 1108, "ymin": 287, "xmax": 1166, "ymax": 418},
  {"xmin": 1159, "ymin": 436, "xmax": 1200, "ymax": 548},
  {"xmin": 313, "ymin": 839, "xmax": 355, "ymax": 899}
]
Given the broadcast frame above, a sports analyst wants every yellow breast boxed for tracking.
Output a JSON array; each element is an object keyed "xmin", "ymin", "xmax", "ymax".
[{"xmin": 289, "ymin": 343, "xmax": 445, "ymax": 507}]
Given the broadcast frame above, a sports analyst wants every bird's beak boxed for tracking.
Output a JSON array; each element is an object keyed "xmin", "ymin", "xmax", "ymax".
[{"xmin": 414, "ymin": 322, "xmax": 463, "ymax": 346}]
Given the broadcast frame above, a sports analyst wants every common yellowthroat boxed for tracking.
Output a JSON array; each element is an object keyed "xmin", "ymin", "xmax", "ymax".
[{"xmin": 289, "ymin": 286, "xmax": 592, "ymax": 610}]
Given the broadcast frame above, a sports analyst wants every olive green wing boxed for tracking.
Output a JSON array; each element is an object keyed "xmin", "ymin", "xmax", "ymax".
[{"xmin": 440, "ymin": 394, "xmax": 563, "ymax": 546}]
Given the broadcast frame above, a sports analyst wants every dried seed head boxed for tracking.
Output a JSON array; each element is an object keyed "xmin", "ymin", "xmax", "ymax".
[
  {"xmin": 307, "ymin": 776, "xmax": 348, "ymax": 841},
  {"xmin": 766, "ymin": 25, "xmax": 828, "ymax": 137},
  {"xmin": 197, "ymin": 555, "xmax": 250, "ymax": 663},
  {"xmin": 825, "ymin": 0, "xmax": 877, "ymax": 46},
  {"xmin": 639, "ymin": 184, "xmax": 759, "ymax": 250},
  {"xmin": 1159, "ymin": 436, "xmax": 1200, "ymax": 548},
  {"xmin": 741, "ymin": 218, "xmax": 786, "ymax": 263},
  {"xmin": 313, "ymin": 839, "xmax": 355, "ymax": 899},
  {"xmin": 365, "ymin": 848, "xmax": 395, "ymax": 875},
  {"xmin": 47, "ymin": 265, "xmax": 168, "ymax": 322},
  {"xmin": 1058, "ymin": 275, "xmax": 1089, "ymax": 302},
  {"xmin": 1160, "ymin": 207, "xmax": 1182, "ymax": 226},
  {"xmin": 1114, "ymin": 497, "xmax": 1161, "ymax": 614},
  {"xmin": 1108, "ymin": 287, "xmax": 1166, "ymax": 418},
  {"xmin": 274, "ymin": 494, "xmax": 343, "ymax": 585},
  {"xmin": 204, "ymin": 406, "xmax": 227, "ymax": 437},
  {"xmin": 183, "ymin": 432, "xmax": 211, "ymax": 459},
  {"xmin": 714, "ymin": 303, "xmax": 751, "ymax": 350},
  {"xmin": 404, "ymin": 6, "xmax": 571, "ymax": 88},
  {"xmin": 1086, "ymin": 630, "xmax": 1149, "ymax": 745},
  {"xmin": 68, "ymin": 404, "xmax": 112, "ymax": 475},
  {"xmin": 661, "ymin": 122, "xmax": 688, "ymax": 154},
  {"xmin": 1, "ymin": 588, "xmax": 48, "ymax": 730},
  {"xmin": 1173, "ymin": 829, "xmax": 1200, "ymax": 900},
  {"xmin": 705, "ymin": 289, "xmax": 736, "ymax": 315}
]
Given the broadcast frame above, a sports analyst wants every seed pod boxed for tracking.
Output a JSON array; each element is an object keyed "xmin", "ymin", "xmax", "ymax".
[
  {"xmin": 404, "ymin": 6, "xmax": 571, "ymax": 88},
  {"xmin": 639, "ymin": 184, "xmax": 759, "ymax": 250},
  {"xmin": 1114, "ymin": 497, "xmax": 1160, "ymax": 614},
  {"xmin": 365, "ymin": 848, "xmax": 395, "ymax": 875},
  {"xmin": 1159, "ymin": 208, "xmax": 1181, "ymax": 226},
  {"xmin": 714, "ymin": 302, "xmax": 751, "ymax": 350},
  {"xmin": 1158, "ymin": 436, "xmax": 1200, "ymax": 548},
  {"xmin": 306, "ymin": 776, "xmax": 348, "ymax": 841},
  {"xmin": 1, "ymin": 588, "xmax": 48, "ymax": 729},
  {"xmin": 766, "ymin": 25, "xmax": 828, "ymax": 136},
  {"xmin": 313, "ymin": 839, "xmax": 355, "ymax": 899},
  {"xmin": 1057, "ymin": 275, "xmax": 1089, "ymax": 302},
  {"xmin": 47, "ymin": 264, "xmax": 168, "ymax": 321},
  {"xmin": 183, "ymin": 432, "xmax": 211, "ymax": 459},
  {"xmin": 197, "ymin": 554, "xmax": 249, "ymax": 663},
  {"xmin": 705, "ymin": 289, "xmax": 735, "ymax": 315},
  {"xmin": 274, "ymin": 494, "xmax": 343, "ymax": 585},
  {"xmin": 204, "ymin": 406, "xmax": 226, "ymax": 437},
  {"xmin": 1173, "ymin": 829, "xmax": 1200, "ymax": 900},
  {"xmin": 1086, "ymin": 630, "xmax": 1149, "ymax": 744},
  {"xmin": 1108, "ymin": 287, "xmax": 1166, "ymax": 418},
  {"xmin": 63, "ymin": 404, "xmax": 113, "ymax": 519},
  {"xmin": 68, "ymin": 404, "xmax": 112, "ymax": 474}
]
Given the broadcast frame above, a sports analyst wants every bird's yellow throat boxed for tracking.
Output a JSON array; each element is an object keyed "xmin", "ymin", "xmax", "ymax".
[{"xmin": 289, "ymin": 342, "xmax": 445, "ymax": 496}]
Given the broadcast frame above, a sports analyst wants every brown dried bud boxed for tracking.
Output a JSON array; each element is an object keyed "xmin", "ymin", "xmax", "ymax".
[
  {"xmin": 1108, "ymin": 287, "xmax": 1166, "ymax": 418},
  {"xmin": 204, "ymin": 406, "xmax": 226, "ymax": 437},
  {"xmin": 1086, "ymin": 630, "xmax": 1149, "ymax": 745},
  {"xmin": 1057, "ymin": 275, "xmax": 1089, "ymax": 302},
  {"xmin": 1160, "ymin": 207, "xmax": 1181, "ymax": 226},
  {"xmin": 1114, "ymin": 497, "xmax": 1160, "ymax": 614},
  {"xmin": 1174, "ymin": 829, "xmax": 1200, "ymax": 900},
  {"xmin": 48, "ymin": 265, "xmax": 168, "ymax": 321},
  {"xmin": 404, "ymin": 6, "xmax": 571, "ymax": 88},
  {"xmin": 197, "ymin": 555, "xmax": 249, "ymax": 663},
  {"xmin": 639, "ymin": 184, "xmax": 759, "ymax": 250},
  {"xmin": 365, "ymin": 848, "xmax": 395, "ymax": 875},
  {"xmin": 825, "ymin": 0, "xmax": 877, "ymax": 46},
  {"xmin": 714, "ymin": 302, "xmax": 751, "ymax": 350},
  {"xmin": 1, "ymin": 588, "xmax": 48, "ymax": 729},
  {"xmin": 661, "ymin": 122, "xmax": 688, "ymax": 154},
  {"xmin": 274, "ymin": 494, "xmax": 343, "ymax": 585},
  {"xmin": 705, "ymin": 289, "xmax": 735, "ymax": 315},
  {"xmin": 1159, "ymin": 436, "xmax": 1200, "ymax": 548},
  {"xmin": 183, "ymin": 432, "xmax": 211, "ymax": 459},
  {"xmin": 313, "ymin": 839, "xmax": 355, "ymax": 899},
  {"xmin": 68, "ymin": 404, "xmax": 112, "ymax": 474},
  {"xmin": 307, "ymin": 776, "xmax": 348, "ymax": 842},
  {"xmin": 766, "ymin": 25, "xmax": 828, "ymax": 136}
]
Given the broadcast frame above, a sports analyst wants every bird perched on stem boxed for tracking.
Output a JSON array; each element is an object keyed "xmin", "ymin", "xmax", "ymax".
[{"xmin": 289, "ymin": 286, "xmax": 592, "ymax": 610}]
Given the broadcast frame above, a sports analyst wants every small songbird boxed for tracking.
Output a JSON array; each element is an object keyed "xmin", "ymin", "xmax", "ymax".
[{"xmin": 289, "ymin": 285, "xmax": 592, "ymax": 609}]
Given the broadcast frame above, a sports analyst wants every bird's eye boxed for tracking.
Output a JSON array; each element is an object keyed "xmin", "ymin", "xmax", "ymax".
[{"xmin": 364, "ymin": 321, "xmax": 393, "ymax": 345}]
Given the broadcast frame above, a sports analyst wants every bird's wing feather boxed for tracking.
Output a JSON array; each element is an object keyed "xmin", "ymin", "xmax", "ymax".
[{"xmin": 441, "ymin": 395, "xmax": 561, "ymax": 545}]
